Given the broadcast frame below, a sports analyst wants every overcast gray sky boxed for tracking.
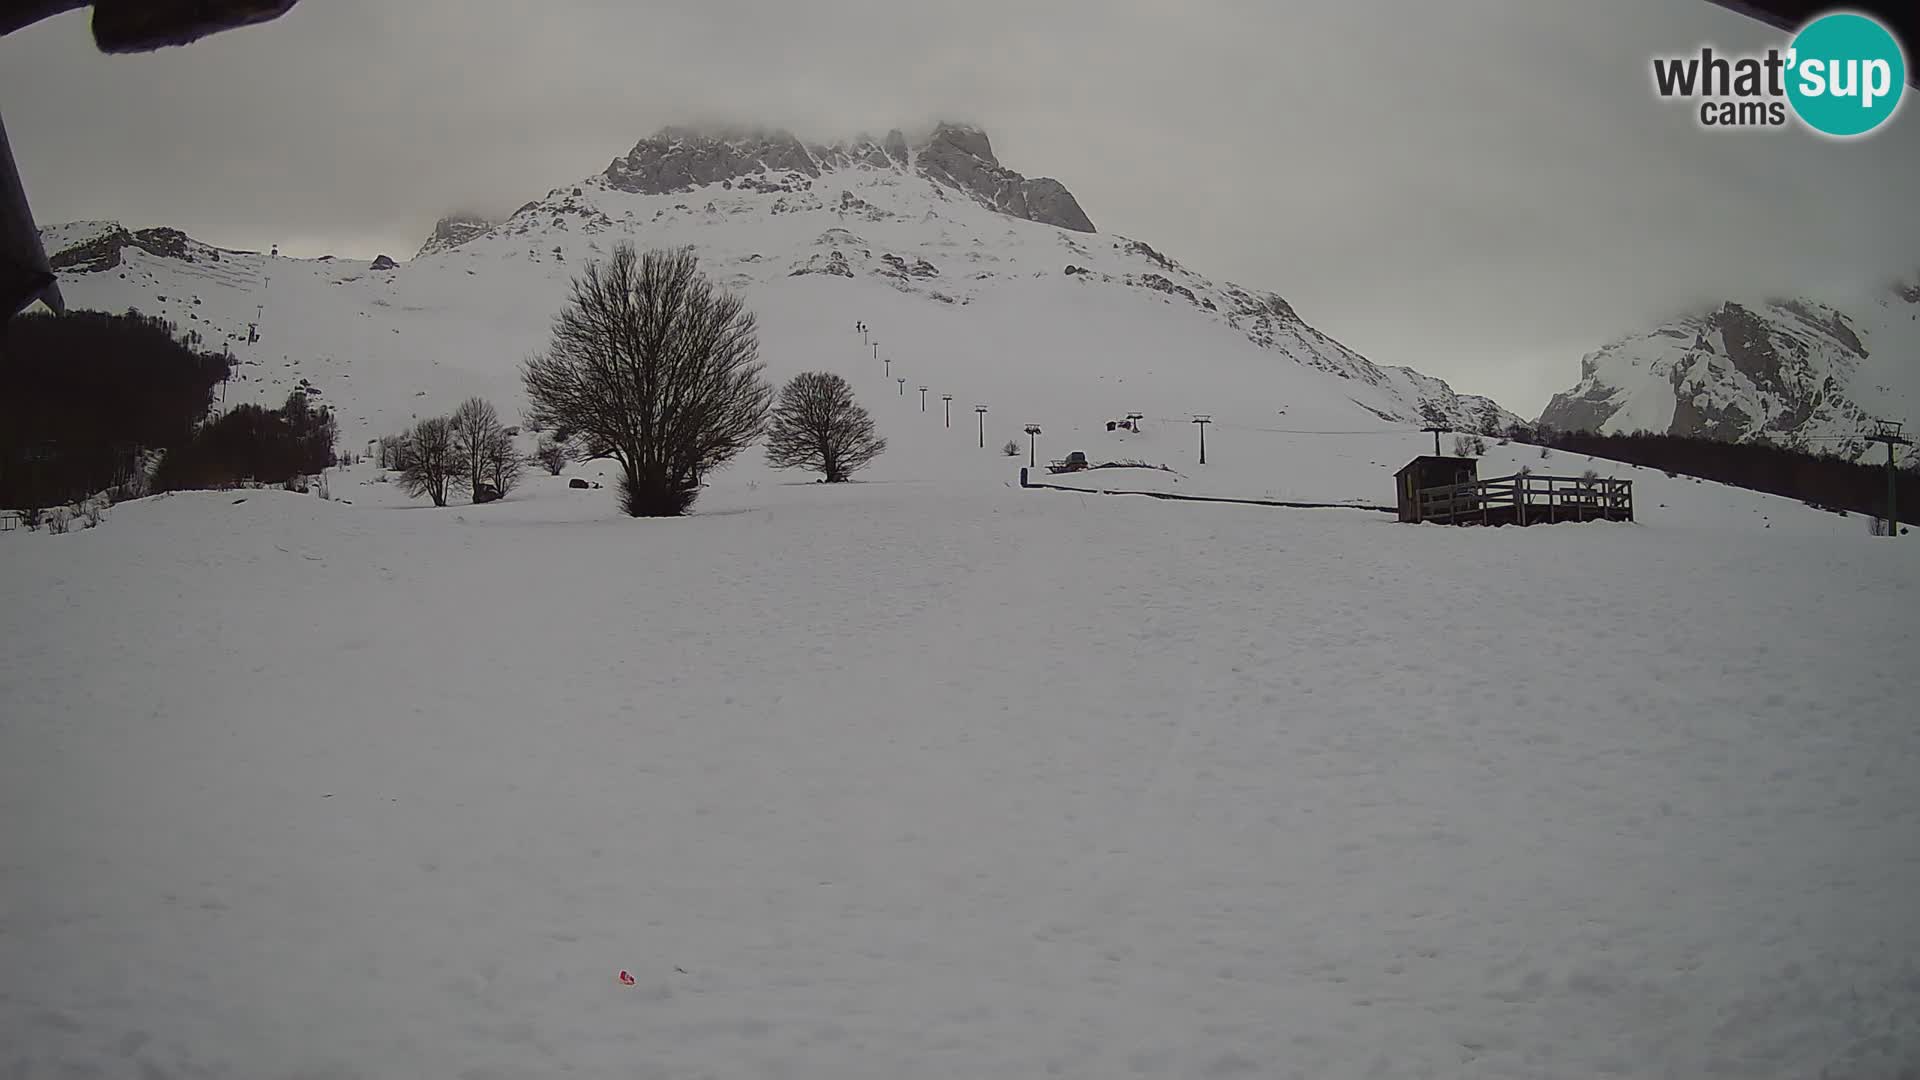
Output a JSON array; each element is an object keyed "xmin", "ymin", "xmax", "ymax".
[{"xmin": 3, "ymin": 0, "xmax": 1917, "ymax": 416}]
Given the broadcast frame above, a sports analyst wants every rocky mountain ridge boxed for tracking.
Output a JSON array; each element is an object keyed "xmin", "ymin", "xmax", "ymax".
[
  {"xmin": 414, "ymin": 213, "xmax": 496, "ymax": 259},
  {"xmin": 600, "ymin": 123, "xmax": 1095, "ymax": 233},
  {"xmin": 1539, "ymin": 281, "xmax": 1920, "ymax": 459}
]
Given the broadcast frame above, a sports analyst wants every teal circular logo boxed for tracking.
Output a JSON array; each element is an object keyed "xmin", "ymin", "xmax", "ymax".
[{"xmin": 1786, "ymin": 13, "xmax": 1906, "ymax": 136}]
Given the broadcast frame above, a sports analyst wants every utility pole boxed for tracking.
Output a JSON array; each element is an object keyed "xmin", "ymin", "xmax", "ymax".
[
  {"xmin": 872, "ymin": 341, "xmax": 879, "ymax": 361},
  {"xmin": 1024, "ymin": 424, "xmax": 1042, "ymax": 467},
  {"xmin": 1126, "ymin": 412, "xmax": 1144, "ymax": 432},
  {"xmin": 976, "ymin": 405, "xmax": 989, "ymax": 448},
  {"xmin": 859, "ymin": 321, "xmax": 867, "ymax": 345},
  {"xmin": 1192, "ymin": 414, "xmax": 1211, "ymax": 464},
  {"xmin": 943, "ymin": 394, "xmax": 953, "ymax": 428},
  {"xmin": 1866, "ymin": 420, "xmax": 1911, "ymax": 537},
  {"xmin": 898, "ymin": 377, "xmax": 906, "ymax": 396},
  {"xmin": 1423, "ymin": 425, "xmax": 1445, "ymax": 456},
  {"xmin": 919, "ymin": 386, "xmax": 929, "ymax": 412},
  {"xmin": 884, "ymin": 355, "xmax": 891, "ymax": 379}
]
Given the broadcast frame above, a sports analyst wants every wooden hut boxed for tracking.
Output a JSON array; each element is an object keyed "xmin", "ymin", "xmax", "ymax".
[{"xmin": 1394, "ymin": 456, "xmax": 1478, "ymax": 523}]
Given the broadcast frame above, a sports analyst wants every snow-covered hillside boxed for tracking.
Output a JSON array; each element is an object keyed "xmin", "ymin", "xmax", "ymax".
[
  {"xmin": 36, "ymin": 123, "xmax": 1517, "ymax": 459},
  {"xmin": 1539, "ymin": 281, "xmax": 1920, "ymax": 459}
]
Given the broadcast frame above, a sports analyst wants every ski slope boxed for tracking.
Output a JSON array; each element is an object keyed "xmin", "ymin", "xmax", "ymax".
[{"xmin": 3, "ymin": 478, "xmax": 1918, "ymax": 1079}]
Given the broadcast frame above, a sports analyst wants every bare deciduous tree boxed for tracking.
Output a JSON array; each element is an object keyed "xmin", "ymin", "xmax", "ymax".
[
  {"xmin": 765, "ymin": 371, "xmax": 886, "ymax": 482},
  {"xmin": 397, "ymin": 416, "xmax": 464, "ymax": 507},
  {"xmin": 535, "ymin": 435, "xmax": 569, "ymax": 476},
  {"xmin": 451, "ymin": 396, "xmax": 504, "ymax": 501},
  {"xmin": 487, "ymin": 427, "xmax": 524, "ymax": 497},
  {"xmin": 522, "ymin": 244, "xmax": 771, "ymax": 516}
]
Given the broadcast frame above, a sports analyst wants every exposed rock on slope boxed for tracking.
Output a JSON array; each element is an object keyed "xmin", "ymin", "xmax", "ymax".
[
  {"xmin": 414, "ymin": 213, "xmax": 495, "ymax": 259},
  {"xmin": 1540, "ymin": 282, "xmax": 1920, "ymax": 459},
  {"xmin": 47, "ymin": 225, "xmax": 229, "ymax": 273},
  {"xmin": 601, "ymin": 123, "xmax": 1096, "ymax": 233},
  {"xmin": 912, "ymin": 123, "xmax": 1095, "ymax": 233}
]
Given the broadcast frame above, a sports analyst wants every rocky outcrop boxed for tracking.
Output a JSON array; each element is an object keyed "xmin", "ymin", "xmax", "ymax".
[
  {"xmin": 414, "ymin": 214, "xmax": 494, "ymax": 259},
  {"xmin": 1538, "ymin": 286, "xmax": 1915, "ymax": 458},
  {"xmin": 876, "ymin": 253, "xmax": 939, "ymax": 280},
  {"xmin": 599, "ymin": 123, "xmax": 1095, "ymax": 233},
  {"xmin": 1136, "ymin": 273, "xmax": 1196, "ymax": 303},
  {"xmin": 1535, "ymin": 384, "xmax": 1616, "ymax": 434},
  {"xmin": 912, "ymin": 123, "xmax": 1095, "ymax": 233},
  {"xmin": 882, "ymin": 129, "xmax": 910, "ymax": 166},
  {"xmin": 370, "ymin": 254, "xmax": 398, "ymax": 271},
  {"xmin": 48, "ymin": 226, "xmax": 218, "ymax": 273},
  {"xmin": 1123, "ymin": 239, "xmax": 1176, "ymax": 272},
  {"xmin": 605, "ymin": 127, "xmax": 821, "ymax": 193},
  {"xmin": 788, "ymin": 250, "xmax": 854, "ymax": 278}
]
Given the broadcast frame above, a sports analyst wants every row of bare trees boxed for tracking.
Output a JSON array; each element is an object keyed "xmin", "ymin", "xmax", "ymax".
[
  {"xmin": 520, "ymin": 243, "xmax": 884, "ymax": 515},
  {"xmin": 388, "ymin": 396, "xmax": 524, "ymax": 507},
  {"xmin": 382, "ymin": 244, "xmax": 885, "ymax": 512}
]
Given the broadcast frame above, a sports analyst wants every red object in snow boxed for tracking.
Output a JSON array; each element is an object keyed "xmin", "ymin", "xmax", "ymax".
[{"xmin": 618, "ymin": 970, "xmax": 635, "ymax": 986}]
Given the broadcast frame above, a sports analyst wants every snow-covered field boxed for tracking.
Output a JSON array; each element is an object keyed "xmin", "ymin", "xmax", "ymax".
[{"xmin": 5, "ymin": 470, "xmax": 1919, "ymax": 1079}]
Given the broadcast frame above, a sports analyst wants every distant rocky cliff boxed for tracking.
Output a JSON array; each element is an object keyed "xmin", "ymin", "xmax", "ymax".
[
  {"xmin": 414, "ymin": 213, "xmax": 496, "ymax": 259},
  {"xmin": 600, "ymin": 122, "xmax": 1096, "ymax": 233},
  {"xmin": 1539, "ymin": 283, "xmax": 1920, "ymax": 460}
]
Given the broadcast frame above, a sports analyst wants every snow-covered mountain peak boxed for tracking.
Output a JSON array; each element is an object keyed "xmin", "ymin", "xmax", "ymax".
[
  {"xmin": 1540, "ymin": 279, "xmax": 1920, "ymax": 458},
  {"xmin": 37, "ymin": 122, "xmax": 1522, "ymax": 445}
]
